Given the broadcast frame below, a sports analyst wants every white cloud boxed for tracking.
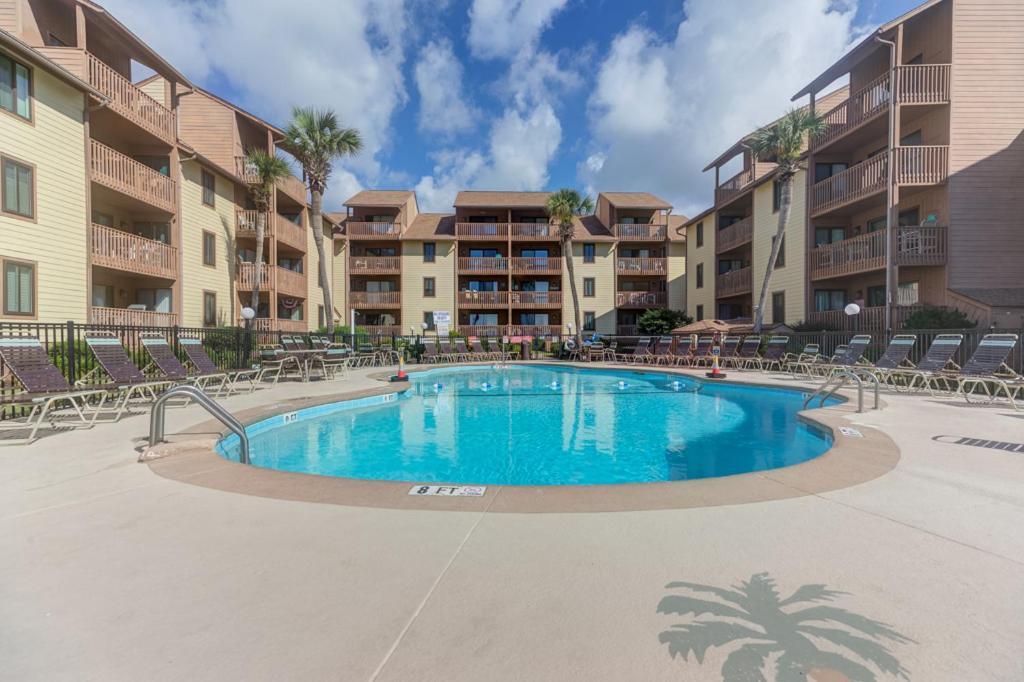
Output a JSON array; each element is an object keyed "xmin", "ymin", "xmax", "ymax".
[
  {"xmin": 415, "ymin": 39, "xmax": 478, "ymax": 135},
  {"xmin": 467, "ymin": 0, "xmax": 569, "ymax": 60},
  {"xmin": 581, "ymin": 0, "xmax": 866, "ymax": 216}
]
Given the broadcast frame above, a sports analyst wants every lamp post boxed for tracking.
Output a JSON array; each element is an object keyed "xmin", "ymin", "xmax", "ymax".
[
  {"xmin": 844, "ymin": 302, "xmax": 861, "ymax": 336},
  {"xmin": 240, "ymin": 306, "xmax": 256, "ymax": 368}
]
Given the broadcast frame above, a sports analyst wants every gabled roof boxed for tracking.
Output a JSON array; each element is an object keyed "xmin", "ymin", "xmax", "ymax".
[
  {"xmin": 952, "ymin": 288, "xmax": 1024, "ymax": 308},
  {"xmin": 600, "ymin": 192, "xmax": 671, "ymax": 210},
  {"xmin": 191, "ymin": 85, "xmax": 285, "ymax": 139},
  {"xmin": 404, "ymin": 213, "xmax": 456, "ymax": 240},
  {"xmin": 0, "ymin": 29, "xmax": 102, "ymax": 98},
  {"xmin": 343, "ymin": 190, "xmax": 415, "ymax": 208},
  {"xmin": 667, "ymin": 214, "xmax": 688, "ymax": 242},
  {"xmin": 454, "ymin": 191, "xmax": 552, "ymax": 209},
  {"xmin": 683, "ymin": 206, "xmax": 715, "ymax": 228}
]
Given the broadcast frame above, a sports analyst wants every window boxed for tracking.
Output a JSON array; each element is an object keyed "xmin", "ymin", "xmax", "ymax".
[
  {"xmin": 867, "ymin": 286, "xmax": 886, "ymax": 308},
  {"xmin": 772, "ymin": 292, "xmax": 785, "ymax": 323},
  {"xmin": 583, "ymin": 277, "xmax": 595, "ymax": 297},
  {"xmin": 814, "ymin": 162, "xmax": 848, "ymax": 183},
  {"xmin": 423, "ymin": 312, "xmax": 435, "ymax": 331},
  {"xmin": 3, "ymin": 259, "xmax": 35, "ymax": 316},
  {"xmin": 900, "ymin": 130, "xmax": 922, "ymax": 147},
  {"xmin": 582, "ymin": 243, "xmax": 595, "ymax": 263},
  {"xmin": 423, "ymin": 277, "xmax": 435, "ymax": 297},
  {"xmin": 772, "ymin": 180, "xmax": 782, "ymax": 213},
  {"xmin": 583, "ymin": 311, "xmax": 596, "ymax": 331},
  {"xmin": 0, "ymin": 53, "xmax": 31, "ymax": 120},
  {"xmin": 898, "ymin": 281, "xmax": 919, "ymax": 306},
  {"xmin": 867, "ymin": 216, "xmax": 886, "ymax": 233},
  {"xmin": 773, "ymin": 235, "xmax": 785, "ymax": 268},
  {"xmin": 202, "ymin": 292, "xmax": 217, "ymax": 326},
  {"xmin": 202, "ymin": 231, "xmax": 216, "ymax": 266},
  {"xmin": 423, "ymin": 242, "xmax": 436, "ymax": 263},
  {"xmin": 696, "ymin": 222, "xmax": 704, "ymax": 247},
  {"xmin": 696, "ymin": 263, "xmax": 704, "ymax": 289},
  {"xmin": 695, "ymin": 305, "xmax": 704, "ymax": 322},
  {"xmin": 2, "ymin": 157, "xmax": 34, "ymax": 219},
  {"xmin": 814, "ymin": 290, "xmax": 846, "ymax": 312},
  {"xmin": 201, "ymin": 169, "xmax": 215, "ymax": 207},
  {"xmin": 815, "ymin": 227, "xmax": 845, "ymax": 246}
]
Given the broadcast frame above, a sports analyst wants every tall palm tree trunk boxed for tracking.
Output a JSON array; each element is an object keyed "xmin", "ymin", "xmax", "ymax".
[
  {"xmin": 562, "ymin": 229, "xmax": 582, "ymax": 344},
  {"xmin": 309, "ymin": 189, "xmax": 334, "ymax": 331},
  {"xmin": 250, "ymin": 211, "xmax": 266, "ymax": 312},
  {"xmin": 753, "ymin": 175, "xmax": 793, "ymax": 332}
]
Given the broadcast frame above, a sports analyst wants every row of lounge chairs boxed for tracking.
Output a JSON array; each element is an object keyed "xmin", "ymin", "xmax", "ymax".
[
  {"xmin": 615, "ymin": 333, "xmax": 1022, "ymax": 409},
  {"xmin": 420, "ymin": 338, "xmax": 514, "ymax": 363}
]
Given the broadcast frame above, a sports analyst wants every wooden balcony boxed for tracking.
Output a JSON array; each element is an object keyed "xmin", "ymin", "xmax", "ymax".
[
  {"xmin": 511, "ymin": 291, "xmax": 562, "ymax": 308},
  {"xmin": 510, "ymin": 257, "xmax": 560, "ymax": 274},
  {"xmin": 236, "ymin": 262, "xmax": 271, "ymax": 290},
  {"xmin": 275, "ymin": 266, "xmax": 307, "ymax": 298},
  {"xmin": 90, "ymin": 140, "xmax": 175, "ymax": 212},
  {"xmin": 277, "ymin": 175, "xmax": 307, "ymax": 204},
  {"xmin": 86, "ymin": 54, "xmax": 176, "ymax": 143},
  {"xmin": 616, "ymin": 325, "xmax": 638, "ymax": 336},
  {"xmin": 810, "ymin": 153, "xmax": 887, "ymax": 216},
  {"xmin": 616, "ymin": 257, "xmax": 667, "ymax": 275},
  {"xmin": 716, "ymin": 267, "xmax": 752, "ymax": 298},
  {"xmin": 715, "ymin": 162, "xmax": 777, "ymax": 205},
  {"xmin": 894, "ymin": 145, "xmax": 948, "ymax": 185},
  {"xmin": 458, "ymin": 257, "xmax": 509, "ymax": 274},
  {"xmin": 811, "ymin": 65, "xmax": 951, "ymax": 151},
  {"xmin": 359, "ymin": 325, "xmax": 401, "ymax": 337},
  {"xmin": 458, "ymin": 291, "xmax": 509, "ymax": 308},
  {"xmin": 275, "ymin": 214, "xmax": 307, "ymax": 252},
  {"xmin": 613, "ymin": 223, "xmax": 667, "ymax": 240},
  {"xmin": 235, "ymin": 156, "xmax": 259, "ymax": 184},
  {"xmin": 347, "ymin": 221, "xmax": 401, "ymax": 239},
  {"xmin": 456, "ymin": 222, "xmax": 508, "ymax": 239},
  {"xmin": 349, "ymin": 256, "xmax": 401, "ymax": 275},
  {"xmin": 808, "ymin": 305, "xmax": 926, "ymax": 331},
  {"xmin": 511, "ymin": 223, "xmax": 559, "ymax": 240},
  {"xmin": 456, "ymin": 325, "xmax": 505, "ymax": 337},
  {"xmin": 349, "ymin": 291, "xmax": 401, "ymax": 308},
  {"xmin": 810, "ymin": 226, "xmax": 948, "ymax": 280},
  {"xmin": 90, "ymin": 224, "xmax": 177, "ymax": 279},
  {"xmin": 715, "ymin": 216, "xmax": 753, "ymax": 253},
  {"xmin": 90, "ymin": 306, "xmax": 178, "ymax": 327},
  {"xmin": 248, "ymin": 317, "xmax": 308, "ymax": 333},
  {"xmin": 236, "ymin": 210, "xmax": 269, "ymax": 240},
  {"xmin": 508, "ymin": 325, "xmax": 561, "ymax": 337},
  {"xmin": 616, "ymin": 291, "xmax": 666, "ymax": 308}
]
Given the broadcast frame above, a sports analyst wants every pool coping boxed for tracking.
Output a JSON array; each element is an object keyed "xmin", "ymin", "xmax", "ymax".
[{"xmin": 142, "ymin": 362, "xmax": 900, "ymax": 513}]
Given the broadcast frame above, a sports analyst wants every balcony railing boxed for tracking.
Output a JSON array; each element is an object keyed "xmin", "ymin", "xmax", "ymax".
[
  {"xmin": 248, "ymin": 318, "xmax": 308, "ymax": 333},
  {"xmin": 275, "ymin": 266, "xmax": 307, "ymax": 297},
  {"xmin": 356, "ymin": 325, "xmax": 401, "ymax": 336},
  {"xmin": 348, "ymin": 256, "xmax": 401, "ymax": 274},
  {"xmin": 616, "ymin": 257, "xmax": 667, "ymax": 275},
  {"xmin": 456, "ymin": 222, "xmax": 509, "ymax": 239},
  {"xmin": 616, "ymin": 325, "xmax": 638, "ymax": 336},
  {"xmin": 457, "ymin": 325, "xmax": 505, "ymax": 337},
  {"xmin": 347, "ymin": 221, "xmax": 401, "ymax": 239},
  {"xmin": 90, "ymin": 306, "xmax": 178, "ymax": 327},
  {"xmin": 349, "ymin": 291, "xmax": 400, "ymax": 307},
  {"xmin": 87, "ymin": 53, "xmax": 176, "ymax": 143},
  {"xmin": 508, "ymin": 325, "xmax": 561, "ymax": 337},
  {"xmin": 91, "ymin": 224, "xmax": 177, "ymax": 279},
  {"xmin": 810, "ymin": 226, "xmax": 948, "ymax": 280},
  {"xmin": 808, "ymin": 305, "xmax": 926, "ymax": 331},
  {"xmin": 510, "ymin": 291, "xmax": 562, "ymax": 307},
  {"xmin": 716, "ymin": 266, "xmax": 752, "ymax": 298},
  {"xmin": 894, "ymin": 145, "xmax": 948, "ymax": 185},
  {"xmin": 896, "ymin": 225, "xmax": 948, "ymax": 267},
  {"xmin": 715, "ymin": 216, "xmax": 753, "ymax": 253},
  {"xmin": 810, "ymin": 153, "xmax": 887, "ymax": 216},
  {"xmin": 276, "ymin": 214, "xmax": 307, "ymax": 251},
  {"xmin": 616, "ymin": 291, "xmax": 666, "ymax": 308},
  {"xmin": 511, "ymin": 223, "xmax": 559, "ymax": 240},
  {"xmin": 715, "ymin": 162, "xmax": 777, "ymax": 205},
  {"xmin": 458, "ymin": 291, "xmax": 509, "ymax": 307},
  {"xmin": 235, "ymin": 156, "xmax": 259, "ymax": 184},
  {"xmin": 896, "ymin": 64, "xmax": 951, "ymax": 104},
  {"xmin": 510, "ymin": 257, "xmax": 560, "ymax": 274},
  {"xmin": 236, "ymin": 210, "xmax": 269, "ymax": 239},
  {"xmin": 236, "ymin": 262, "xmax": 272, "ymax": 290},
  {"xmin": 90, "ymin": 140, "xmax": 176, "ymax": 212},
  {"xmin": 613, "ymin": 223, "xmax": 667, "ymax": 240},
  {"xmin": 458, "ymin": 257, "xmax": 509, "ymax": 273}
]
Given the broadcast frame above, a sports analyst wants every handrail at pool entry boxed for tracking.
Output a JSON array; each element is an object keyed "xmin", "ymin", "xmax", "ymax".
[
  {"xmin": 149, "ymin": 385, "xmax": 250, "ymax": 465},
  {"xmin": 804, "ymin": 368, "xmax": 878, "ymax": 414}
]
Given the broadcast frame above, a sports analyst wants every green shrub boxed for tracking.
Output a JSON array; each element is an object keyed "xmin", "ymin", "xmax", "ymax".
[
  {"xmin": 791, "ymin": 319, "xmax": 837, "ymax": 332},
  {"xmin": 637, "ymin": 309, "xmax": 693, "ymax": 336},
  {"xmin": 903, "ymin": 306, "xmax": 976, "ymax": 330}
]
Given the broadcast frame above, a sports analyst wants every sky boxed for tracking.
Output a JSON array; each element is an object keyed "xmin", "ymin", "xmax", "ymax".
[{"xmin": 103, "ymin": 0, "xmax": 924, "ymax": 217}]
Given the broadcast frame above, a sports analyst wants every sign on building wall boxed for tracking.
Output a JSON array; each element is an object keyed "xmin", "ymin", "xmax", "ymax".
[{"xmin": 433, "ymin": 311, "xmax": 451, "ymax": 336}]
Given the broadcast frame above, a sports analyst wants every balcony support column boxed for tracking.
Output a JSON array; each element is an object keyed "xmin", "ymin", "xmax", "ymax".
[{"xmin": 877, "ymin": 28, "xmax": 900, "ymax": 338}]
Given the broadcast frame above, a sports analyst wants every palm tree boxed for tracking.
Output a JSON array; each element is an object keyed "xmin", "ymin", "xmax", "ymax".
[
  {"xmin": 242, "ymin": 149, "xmax": 292, "ymax": 312},
  {"xmin": 283, "ymin": 107, "xmax": 362, "ymax": 332},
  {"xmin": 658, "ymin": 572, "xmax": 912, "ymax": 681},
  {"xmin": 747, "ymin": 109, "xmax": 826, "ymax": 332},
  {"xmin": 546, "ymin": 189, "xmax": 594, "ymax": 345}
]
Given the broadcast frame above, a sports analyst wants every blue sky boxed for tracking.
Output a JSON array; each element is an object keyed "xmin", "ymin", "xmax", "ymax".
[{"xmin": 107, "ymin": 0, "xmax": 923, "ymax": 216}]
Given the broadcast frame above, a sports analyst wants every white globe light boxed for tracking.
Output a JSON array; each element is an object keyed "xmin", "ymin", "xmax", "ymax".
[
  {"xmin": 844, "ymin": 303, "xmax": 861, "ymax": 316},
  {"xmin": 241, "ymin": 307, "xmax": 256, "ymax": 321}
]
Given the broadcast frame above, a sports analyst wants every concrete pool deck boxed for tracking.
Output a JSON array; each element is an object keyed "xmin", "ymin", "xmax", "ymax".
[{"xmin": 2, "ymin": 363, "xmax": 1023, "ymax": 680}]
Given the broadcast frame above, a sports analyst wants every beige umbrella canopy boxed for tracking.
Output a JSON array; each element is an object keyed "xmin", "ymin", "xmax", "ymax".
[{"xmin": 672, "ymin": 318, "xmax": 750, "ymax": 334}]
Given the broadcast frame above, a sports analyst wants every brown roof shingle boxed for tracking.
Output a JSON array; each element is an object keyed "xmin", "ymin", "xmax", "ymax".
[
  {"xmin": 667, "ymin": 214, "xmax": 688, "ymax": 242},
  {"xmin": 344, "ymin": 190, "xmax": 415, "ymax": 207},
  {"xmin": 404, "ymin": 213, "xmax": 456, "ymax": 240},
  {"xmin": 600, "ymin": 192, "xmax": 672, "ymax": 210},
  {"xmin": 454, "ymin": 191, "xmax": 552, "ymax": 208}
]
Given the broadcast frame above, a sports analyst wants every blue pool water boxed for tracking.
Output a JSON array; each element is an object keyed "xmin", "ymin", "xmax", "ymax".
[{"xmin": 218, "ymin": 366, "xmax": 834, "ymax": 486}]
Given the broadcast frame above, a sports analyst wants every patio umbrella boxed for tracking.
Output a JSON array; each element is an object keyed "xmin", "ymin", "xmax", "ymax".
[{"xmin": 672, "ymin": 319, "xmax": 733, "ymax": 334}]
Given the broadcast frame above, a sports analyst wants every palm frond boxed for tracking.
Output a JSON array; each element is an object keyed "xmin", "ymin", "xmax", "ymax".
[
  {"xmin": 798, "ymin": 624, "xmax": 909, "ymax": 677},
  {"xmin": 659, "ymin": 621, "xmax": 768, "ymax": 664},
  {"xmin": 282, "ymin": 106, "xmax": 363, "ymax": 186},
  {"xmin": 778, "ymin": 583, "xmax": 846, "ymax": 607},
  {"xmin": 657, "ymin": 595, "xmax": 751, "ymax": 621},
  {"xmin": 747, "ymin": 108, "xmax": 826, "ymax": 168},
  {"xmin": 665, "ymin": 580, "xmax": 750, "ymax": 609},
  {"xmin": 790, "ymin": 605, "xmax": 911, "ymax": 643}
]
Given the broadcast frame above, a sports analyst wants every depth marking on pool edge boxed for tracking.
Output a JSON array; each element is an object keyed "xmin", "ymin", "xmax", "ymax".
[{"xmin": 408, "ymin": 485, "xmax": 487, "ymax": 497}]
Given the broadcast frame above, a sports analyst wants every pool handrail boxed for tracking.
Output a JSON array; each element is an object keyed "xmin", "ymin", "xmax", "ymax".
[{"xmin": 148, "ymin": 385, "xmax": 250, "ymax": 465}]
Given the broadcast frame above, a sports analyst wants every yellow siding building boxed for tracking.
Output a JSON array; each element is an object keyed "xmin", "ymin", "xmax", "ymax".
[
  {"xmin": 179, "ymin": 159, "xmax": 236, "ymax": 327},
  {"xmin": 684, "ymin": 211, "xmax": 716, "ymax": 321},
  {"xmin": 751, "ymin": 170, "xmax": 807, "ymax": 325}
]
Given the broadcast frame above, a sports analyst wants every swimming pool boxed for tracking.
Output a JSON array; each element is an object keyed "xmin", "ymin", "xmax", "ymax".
[{"xmin": 218, "ymin": 365, "xmax": 834, "ymax": 486}]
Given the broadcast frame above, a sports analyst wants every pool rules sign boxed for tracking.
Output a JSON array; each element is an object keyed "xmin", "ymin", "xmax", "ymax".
[
  {"xmin": 408, "ymin": 485, "xmax": 486, "ymax": 497},
  {"xmin": 432, "ymin": 311, "xmax": 451, "ymax": 337}
]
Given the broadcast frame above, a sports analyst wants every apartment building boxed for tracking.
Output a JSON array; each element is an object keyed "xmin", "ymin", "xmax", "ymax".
[
  {"xmin": 336, "ymin": 190, "xmax": 686, "ymax": 336},
  {"xmin": 0, "ymin": 0, "xmax": 330, "ymax": 332},
  {"xmin": 687, "ymin": 0, "xmax": 1024, "ymax": 330}
]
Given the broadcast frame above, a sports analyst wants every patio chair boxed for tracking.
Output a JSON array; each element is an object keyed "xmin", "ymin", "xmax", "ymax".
[
  {"xmin": 786, "ymin": 342, "xmax": 820, "ymax": 366},
  {"xmin": 647, "ymin": 337, "xmax": 675, "ymax": 365},
  {"xmin": 755, "ymin": 336, "xmax": 791, "ymax": 371},
  {"xmin": 256, "ymin": 346, "xmax": 304, "ymax": 384},
  {"xmin": 438, "ymin": 339, "xmax": 458, "ymax": 362},
  {"xmin": 316, "ymin": 346, "xmax": 353, "ymax": 379},
  {"xmin": 686, "ymin": 336, "xmax": 715, "ymax": 367},
  {"xmin": 471, "ymin": 338, "xmax": 500, "ymax": 361},
  {"xmin": 728, "ymin": 336, "xmax": 762, "ymax": 369},
  {"xmin": 139, "ymin": 334, "xmax": 226, "ymax": 393},
  {"xmin": 280, "ymin": 335, "xmax": 305, "ymax": 351},
  {"xmin": 716, "ymin": 336, "xmax": 741, "ymax": 367},
  {"xmin": 621, "ymin": 337, "xmax": 652, "ymax": 364},
  {"xmin": 0, "ymin": 336, "xmax": 109, "ymax": 443},
  {"xmin": 812, "ymin": 335, "xmax": 873, "ymax": 379},
  {"xmin": 179, "ymin": 337, "xmax": 259, "ymax": 395},
  {"xmin": 421, "ymin": 339, "xmax": 442, "ymax": 363},
  {"xmin": 453, "ymin": 339, "xmax": 474, "ymax": 362},
  {"xmin": 854, "ymin": 335, "xmax": 917, "ymax": 384},
  {"xmin": 790, "ymin": 343, "xmax": 848, "ymax": 377},
  {"xmin": 887, "ymin": 334, "xmax": 964, "ymax": 392},
  {"xmin": 78, "ymin": 332, "xmax": 176, "ymax": 420},
  {"xmin": 947, "ymin": 334, "xmax": 1020, "ymax": 408}
]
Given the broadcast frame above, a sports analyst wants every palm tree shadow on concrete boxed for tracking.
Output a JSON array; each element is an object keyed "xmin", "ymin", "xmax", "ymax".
[{"xmin": 657, "ymin": 572, "xmax": 913, "ymax": 681}]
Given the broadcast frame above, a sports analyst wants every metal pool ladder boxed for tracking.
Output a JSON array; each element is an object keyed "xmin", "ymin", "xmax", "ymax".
[
  {"xmin": 148, "ymin": 385, "xmax": 250, "ymax": 465},
  {"xmin": 803, "ymin": 368, "xmax": 880, "ymax": 414}
]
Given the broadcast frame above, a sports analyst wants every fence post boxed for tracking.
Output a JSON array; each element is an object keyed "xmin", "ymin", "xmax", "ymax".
[
  {"xmin": 65, "ymin": 320, "xmax": 77, "ymax": 384},
  {"xmin": 171, "ymin": 325, "xmax": 180, "ymax": 356}
]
